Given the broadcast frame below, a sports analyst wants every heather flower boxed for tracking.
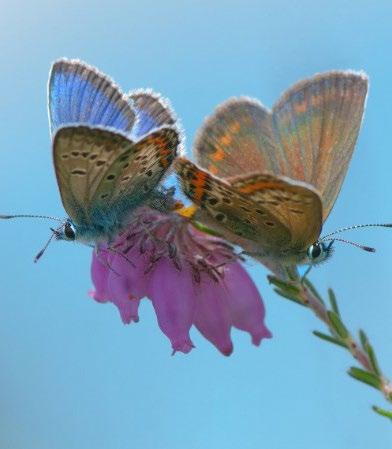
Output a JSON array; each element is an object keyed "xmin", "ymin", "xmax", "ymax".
[{"xmin": 90, "ymin": 207, "xmax": 272, "ymax": 355}]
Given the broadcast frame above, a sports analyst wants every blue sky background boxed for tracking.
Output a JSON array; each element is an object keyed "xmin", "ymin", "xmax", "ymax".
[{"xmin": 0, "ymin": 1, "xmax": 392, "ymax": 448}]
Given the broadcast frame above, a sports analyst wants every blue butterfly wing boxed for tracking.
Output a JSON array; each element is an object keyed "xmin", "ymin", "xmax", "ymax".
[
  {"xmin": 129, "ymin": 90, "xmax": 176, "ymax": 138},
  {"xmin": 48, "ymin": 59, "xmax": 136, "ymax": 135}
]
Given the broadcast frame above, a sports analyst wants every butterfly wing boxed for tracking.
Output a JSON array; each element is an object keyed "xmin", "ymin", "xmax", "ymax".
[
  {"xmin": 129, "ymin": 90, "xmax": 176, "ymax": 137},
  {"xmin": 53, "ymin": 126, "xmax": 131, "ymax": 226},
  {"xmin": 176, "ymin": 158, "xmax": 293, "ymax": 250},
  {"xmin": 230, "ymin": 173, "xmax": 322, "ymax": 252},
  {"xmin": 54, "ymin": 125, "xmax": 179, "ymax": 229},
  {"xmin": 194, "ymin": 97, "xmax": 275, "ymax": 178},
  {"xmin": 48, "ymin": 59, "xmax": 135, "ymax": 135},
  {"xmin": 272, "ymin": 71, "xmax": 368, "ymax": 220},
  {"xmin": 91, "ymin": 127, "xmax": 179, "ymax": 222}
]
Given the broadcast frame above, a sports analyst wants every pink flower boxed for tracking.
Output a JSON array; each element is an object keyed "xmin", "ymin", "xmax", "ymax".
[{"xmin": 89, "ymin": 207, "xmax": 272, "ymax": 355}]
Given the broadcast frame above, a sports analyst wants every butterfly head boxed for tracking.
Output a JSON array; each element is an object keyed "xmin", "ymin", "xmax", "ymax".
[{"xmin": 52, "ymin": 219, "xmax": 77, "ymax": 242}]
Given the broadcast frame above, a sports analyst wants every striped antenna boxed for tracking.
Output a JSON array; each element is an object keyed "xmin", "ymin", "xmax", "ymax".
[{"xmin": 0, "ymin": 214, "xmax": 64, "ymax": 222}]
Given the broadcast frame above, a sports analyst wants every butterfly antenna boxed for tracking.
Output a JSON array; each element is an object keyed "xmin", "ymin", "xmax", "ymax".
[
  {"xmin": 0, "ymin": 214, "xmax": 64, "ymax": 222},
  {"xmin": 34, "ymin": 230, "xmax": 58, "ymax": 263},
  {"xmin": 321, "ymin": 223, "xmax": 392, "ymax": 239},
  {"xmin": 322, "ymin": 237, "xmax": 376, "ymax": 253}
]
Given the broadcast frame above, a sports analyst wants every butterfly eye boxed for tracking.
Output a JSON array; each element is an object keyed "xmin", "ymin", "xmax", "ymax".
[
  {"xmin": 307, "ymin": 243, "xmax": 322, "ymax": 260},
  {"xmin": 306, "ymin": 241, "xmax": 334, "ymax": 265},
  {"xmin": 64, "ymin": 221, "xmax": 76, "ymax": 240}
]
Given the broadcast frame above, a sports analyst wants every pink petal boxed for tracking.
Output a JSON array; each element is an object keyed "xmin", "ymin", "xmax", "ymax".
[
  {"xmin": 113, "ymin": 245, "xmax": 151, "ymax": 299},
  {"xmin": 193, "ymin": 277, "xmax": 233, "ymax": 356},
  {"xmin": 223, "ymin": 262, "xmax": 272, "ymax": 345},
  {"xmin": 90, "ymin": 251, "xmax": 110, "ymax": 303},
  {"xmin": 107, "ymin": 268, "xmax": 140, "ymax": 324},
  {"xmin": 147, "ymin": 259, "xmax": 195, "ymax": 354}
]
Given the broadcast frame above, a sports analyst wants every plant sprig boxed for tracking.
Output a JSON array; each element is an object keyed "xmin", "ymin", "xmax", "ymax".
[{"xmin": 268, "ymin": 270, "xmax": 392, "ymax": 420}]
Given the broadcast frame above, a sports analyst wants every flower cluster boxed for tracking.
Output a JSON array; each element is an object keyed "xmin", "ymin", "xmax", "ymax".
[{"xmin": 90, "ymin": 207, "xmax": 271, "ymax": 355}]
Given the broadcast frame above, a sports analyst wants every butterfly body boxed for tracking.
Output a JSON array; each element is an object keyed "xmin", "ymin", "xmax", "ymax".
[{"xmin": 176, "ymin": 71, "xmax": 368, "ymax": 266}]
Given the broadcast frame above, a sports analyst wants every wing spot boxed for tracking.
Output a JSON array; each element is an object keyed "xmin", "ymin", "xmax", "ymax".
[
  {"xmin": 208, "ymin": 197, "xmax": 219, "ymax": 206},
  {"xmin": 265, "ymin": 221, "xmax": 275, "ymax": 227},
  {"xmin": 143, "ymin": 185, "xmax": 150, "ymax": 192},
  {"xmin": 222, "ymin": 197, "xmax": 231, "ymax": 204},
  {"xmin": 82, "ymin": 152, "xmax": 89, "ymax": 158},
  {"xmin": 100, "ymin": 193, "xmax": 109, "ymax": 199},
  {"xmin": 122, "ymin": 176, "xmax": 130, "ymax": 182},
  {"xmin": 61, "ymin": 154, "xmax": 69, "ymax": 159},
  {"xmin": 96, "ymin": 160, "xmax": 106, "ymax": 167},
  {"xmin": 123, "ymin": 163, "xmax": 129, "ymax": 169},
  {"xmin": 215, "ymin": 213, "xmax": 226, "ymax": 222},
  {"xmin": 256, "ymin": 209, "xmax": 266, "ymax": 215},
  {"xmin": 71, "ymin": 151, "xmax": 80, "ymax": 157},
  {"xmin": 106, "ymin": 174, "xmax": 116, "ymax": 181},
  {"xmin": 90, "ymin": 154, "xmax": 98, "ymax": 160},
  {"xmin": 146, "ymin": 169, "xmax": 153, "ymax": 177},
  {"xmin": 71, "ymin": 169, "xmax": 87, "ymax": 175}
]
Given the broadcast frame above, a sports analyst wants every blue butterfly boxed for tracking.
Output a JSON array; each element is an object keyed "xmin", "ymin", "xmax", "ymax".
[{"xmin": 1, "ymin": 59, "xmax": 181, "ymax": 259}]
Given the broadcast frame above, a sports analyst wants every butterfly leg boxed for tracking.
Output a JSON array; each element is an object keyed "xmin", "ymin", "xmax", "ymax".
[
  {"xmin": 94, "ymin": 244, "xmax": 121, "ymax": 276},
  {"xmin": 301, "ymin": 265, "xmax": 312, "ymax": 283}
]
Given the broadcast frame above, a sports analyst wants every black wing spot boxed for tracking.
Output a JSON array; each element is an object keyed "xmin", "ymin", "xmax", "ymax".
[
  {"xmin": 71, "ymin": 151, "xmax": 80, "ymax": 157},
  {"xmin": 265, "ymin": 221, "xmax": 276, "ymax": 227},
  {"xmin": 90, "ymin": 154, "xmax": 98, "ymax": 160},
  {"xmin": 208, "ymin": 197, "xmax": 219, "ymax": 206},
  {"xmin": 222, "ymin": 197, "xmax": 231, "ymax": 204},
  {"xmin": 215, "ymin": 213, "xmax": 226, "ymax": 222},
  {"xmin": 96, "ymin": 160, "xmax": 106, "ymax": 167},
  {"xmin": 146, "ymin": 169, "xmax": 153, "ymax": 177},
  {"xmin": 100, "ymin": 193, "xmax": 109, "ymax": 199},
  {"xmin": 106, "ymin": 174, "xmax": 116, "ymax": 181},
  {"xmin": 61, "ymin": 154, "xmax": 69, "ymax": 159},
  {"xmin": 71, "ymin": 169, "xmax": 87, "ymax": 175}
]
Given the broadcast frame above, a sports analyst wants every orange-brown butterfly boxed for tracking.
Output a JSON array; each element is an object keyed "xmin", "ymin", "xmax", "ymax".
[{"xmin": 176, "ymin": 71, "xmax": 390, "ymax": 266}]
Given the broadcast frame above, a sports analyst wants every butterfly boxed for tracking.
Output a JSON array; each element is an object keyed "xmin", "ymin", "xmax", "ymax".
[
  {"xmin": 1, "ymin": 59, "xmax": 181, "ymax": 257},
  {"xmin": 176, "ymin": 70, "xmax": 374, "ymax": 266}
]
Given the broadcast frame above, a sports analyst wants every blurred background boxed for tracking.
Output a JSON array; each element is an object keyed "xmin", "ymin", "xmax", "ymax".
[{"xmin": 0, "ymin": 1, "xmax": 391, "ymax": 448}]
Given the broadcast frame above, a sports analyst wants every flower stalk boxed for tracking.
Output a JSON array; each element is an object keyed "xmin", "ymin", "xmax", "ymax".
[{"xmin": 268, "ymin": 268, "xmax": 392, "ymax": 421}]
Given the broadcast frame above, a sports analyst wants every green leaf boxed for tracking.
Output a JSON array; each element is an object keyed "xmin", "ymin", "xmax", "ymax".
[
  {"xmin": 192, "ymin": 221, "xmax": 221, "ymax": 236},
  {"xmin": 365, "ymin": 342, "xmax": 381, "ymax": 376},
  {"xmin": 359, "ymin": 329, "xmax": 369, "ymax": 349},
  {"xmin": 328, "ymin": 289, "xmax": 339, "ymax": 315},
  {"xmin": 358, "ymin": 330, "xmax": 381, "ymax": 376},
  {"xmin": 313, "ymin": 331, "xmax": 346, "ymax": 348},
  {"xmin": 372, "ymin": 405, "xmax": 392, "ymax": 421},
  {"xmin": 327, "ymin": 311, "xmax": 349, "ymax": 339},
  {"xmin": 268, "ymin": 276, "xmax": 301, "ymax": 296},
  {"xmin": 348, "ymin": 367, "xmax": 382, "ymax": 390},
  {"xmin": 303, "ymin": 279, "xmax": 325, "ymax": 305},
  {"xmin": 273, "ymin": 288, "xmax": 304, "ymax": 306}
]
